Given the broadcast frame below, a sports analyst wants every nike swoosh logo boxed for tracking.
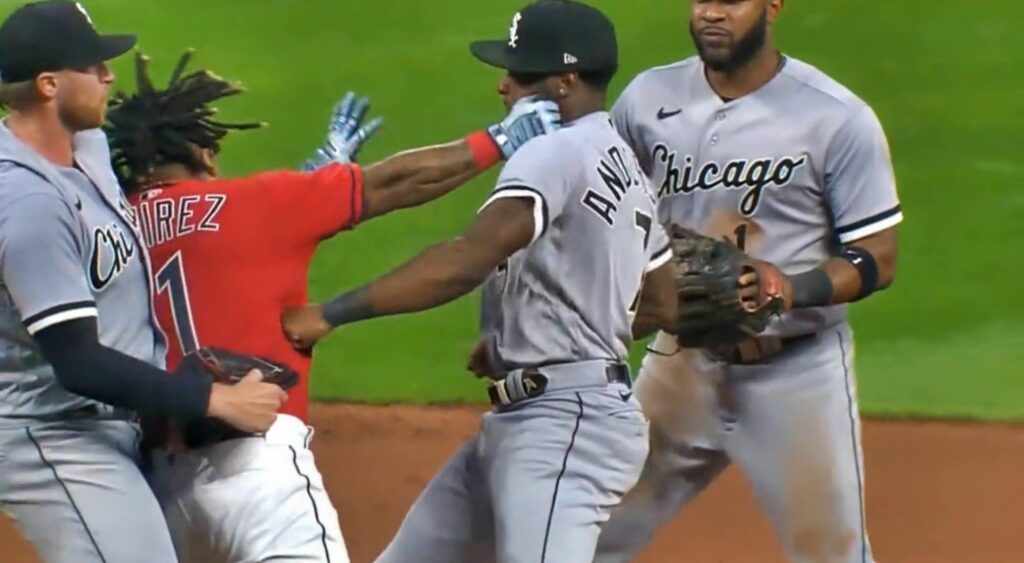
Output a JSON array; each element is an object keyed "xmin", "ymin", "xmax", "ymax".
[
  {"xmin": 618, "ymin": 390, "xmax": 634, "ymax": 402},
  {"xmin": 657, "ymin": 107, "xmax": 682, "ymax": 120}
]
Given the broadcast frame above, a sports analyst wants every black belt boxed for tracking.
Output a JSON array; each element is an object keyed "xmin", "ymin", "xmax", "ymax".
[
  {"xmin": 487, "ymin": 363, "xmax": 631, "ymax": 407},
  {"xmin": 711, "ymin": 334, "xmax": 817, "ymax": 365}
]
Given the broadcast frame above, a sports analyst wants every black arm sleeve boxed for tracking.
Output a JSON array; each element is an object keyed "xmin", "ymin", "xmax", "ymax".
[{"xmin": 33, "ymin": 318, "xmax": 212, "ymax": 424}]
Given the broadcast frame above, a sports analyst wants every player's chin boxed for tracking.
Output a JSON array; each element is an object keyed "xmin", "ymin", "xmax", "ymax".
[
  {"xmin": 699, "ymin": 50, "xmax": 736, "ymax": 72},
  {"xmin": 65, "ymin": 109, "xmax": 105, "ymax": 131},
  {"xmin": 93, "ymin": 107, "xmax": 108, "ymax": 127}
]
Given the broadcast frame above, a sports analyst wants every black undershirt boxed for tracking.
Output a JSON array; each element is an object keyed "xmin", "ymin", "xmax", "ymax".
[{"xmin": 33, "ymin": 318, "xmax": 211, "ymax": 423}]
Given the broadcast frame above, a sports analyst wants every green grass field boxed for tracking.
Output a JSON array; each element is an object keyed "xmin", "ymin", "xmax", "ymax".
[{"xmin": 4, "ymin": 1, "xmax": 1022, "ymax": 420}]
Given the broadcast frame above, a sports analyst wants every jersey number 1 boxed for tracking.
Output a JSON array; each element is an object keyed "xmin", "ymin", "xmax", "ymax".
[
  {"xmin": 155, "ymin": 252, "xmax": 199, "ymax": 355},
  {"xmin": 734, "ymin": 223, "xmax": 749, "ymax": 251}
]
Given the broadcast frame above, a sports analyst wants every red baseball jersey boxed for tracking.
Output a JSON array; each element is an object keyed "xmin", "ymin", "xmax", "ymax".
[{"xmin": 128, "ymin": 163, "xmax": 363, "ymax": 422}]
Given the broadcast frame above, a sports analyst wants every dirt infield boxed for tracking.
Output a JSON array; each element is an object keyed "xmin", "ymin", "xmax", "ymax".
[{"xmin": 2, "ymin": 404, "xmax": 1022, "ymax": 562}]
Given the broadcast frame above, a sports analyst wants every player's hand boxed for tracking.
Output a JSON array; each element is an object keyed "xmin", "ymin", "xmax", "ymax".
[
  {"xmin": 300, "ymin": 91, "xmax": 384, "ymax": 171},
  {"xmin": 466, "ymin": 338, "xmax": 496, "ymax": 379},
  {"xmin": 738, "ymin": 271, "xmax": 760, "ymax": 311},
  {"xmin": 487, "ymin": 95, "xmax": 561, "ymax": 159},
  {"xmin": 740, "ymin": 260, "xmax": 793, "ymax": 311},
  {"xmin": 282, "ymin": 304, "xmax": 333, "ymax": 351},
  {"xmin": 206, "ymin": 370, "xmax": 287, "ymax": 434}
]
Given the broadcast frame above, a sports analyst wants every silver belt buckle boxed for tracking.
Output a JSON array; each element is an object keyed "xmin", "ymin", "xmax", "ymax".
[{"xmin": 490, "ymin": 369, "xmax": 548, "ymax": 406}]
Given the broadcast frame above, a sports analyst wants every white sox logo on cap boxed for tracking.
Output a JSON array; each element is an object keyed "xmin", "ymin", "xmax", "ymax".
[
  {"xmin": 508, "ymin": 12, "xmax": 522, "ymax": 48},
  {"xmin": 75, "ymin": 2, "xmax": 94, "ymax": 27}
]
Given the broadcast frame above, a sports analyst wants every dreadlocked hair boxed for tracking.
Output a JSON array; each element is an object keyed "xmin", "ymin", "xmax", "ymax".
[{"xmin": 105, "ymin": 50, "xmax": 265, "ymax": 192}]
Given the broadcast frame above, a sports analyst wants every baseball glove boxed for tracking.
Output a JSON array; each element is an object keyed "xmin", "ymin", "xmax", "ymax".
[
  {"xmin": 179, "ymin": 347, "xmax": 299, "ymax": 448},
  {"xmin": 668, "ymin": 225, "xmax": 786, "ymax": 348}
]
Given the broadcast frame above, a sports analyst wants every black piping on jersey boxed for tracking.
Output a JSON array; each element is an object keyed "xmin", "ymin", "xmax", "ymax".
[
  {"xmin": 23, "ymin": 300, "xmax": 97, "ymax": 332},
  {"xmin": 488, "ymin": 185, "xmax": 550, "ymax": 238},
  {"xmin": 837, "ymin": 331, "xmax": 869, "ymax": 562},
  {"xmin": 289, "ymin": 441, "xmax": 331, "ymax": 561},
  {"xmin": 835, "ymin": 204, "xmax": 901, "ymax": 238},
  {"xmin": 540, "ymin": 392, "xmax": 584, "ymax": 562},
  {"xmin": 26, "ymin": 427, "xmax": 108, "ymax": 563},
  {"xmin": 649, "ymin": 243, "xmax": 672, "ymax": 269}
]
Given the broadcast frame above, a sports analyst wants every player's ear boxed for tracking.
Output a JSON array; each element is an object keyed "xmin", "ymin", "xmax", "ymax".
[
  {"xmin": 554, "ymin": 73, "xmax": 576, "ymax": 100},
  {"xmin": 34, "ymin": 72, "xmax": 59, "ymax": 102},
  {"xmin": 768, "ymin": 0, "xmax": 784, "ymax": 23},
  {"xmin": 197, "ymin": 147, "xmax": 219, "ymax": 178}
]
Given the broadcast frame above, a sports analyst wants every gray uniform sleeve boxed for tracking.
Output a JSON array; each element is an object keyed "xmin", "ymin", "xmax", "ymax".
[
  {"xmin": 611, "ymin": 80, "xmax": 651, "ymax": 176},
  {"xmin": 0, "ymin": 193, "xmax": 96, "ymax": 334},
  {"xmin": 480, "ymin": 136, "xmax": 572, "ymax": 244},
  {"xmin": 825, "ymin": 104, "xmax": 903, "ymax": 244}
]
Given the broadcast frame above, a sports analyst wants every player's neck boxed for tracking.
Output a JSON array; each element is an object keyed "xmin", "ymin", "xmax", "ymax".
[
  {"xmin": 146, "ymin": 163, "xmax": 213, "ymax": 186},
  {"xmin": 561, "ymin": 94, "xmax": 606, "ymax": 123},
  {"xmin": 704, "ymin": 47, "xmax": 783, "ymax": 101},
  {"xmin": 4, "ymin": 109, "xmax": 75, "ymax": 167}
]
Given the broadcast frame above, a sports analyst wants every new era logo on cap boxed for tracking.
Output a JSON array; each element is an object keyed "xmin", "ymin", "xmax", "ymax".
[{"xmin": 563, "ymin": 53, "xmax": 578, "ymax": 65}]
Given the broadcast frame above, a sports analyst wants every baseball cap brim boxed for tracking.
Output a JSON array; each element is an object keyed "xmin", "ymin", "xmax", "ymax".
[
  {"xmin": 470, "ymin": 40, "xmax": 515, "ymax": 71},
  {"xmin": 87, "ymin": 33, "xmax": 137, "ymax": 65}
]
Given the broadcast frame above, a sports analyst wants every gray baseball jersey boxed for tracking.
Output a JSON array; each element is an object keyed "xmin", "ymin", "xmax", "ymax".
[
  {"xmin": 478, "ymin": 110, "xmax": 671, "ymax": 373},
  {"xmin": 612, "ymin": 56, "xmax": 902, "ymax": 336},
  {"xmin": 0, "ymin": 125, "xmax": 165, "ymax": 420},
  {"xmin": 377, "ymin": 110, "xmax": 656, "ymax": 563}
]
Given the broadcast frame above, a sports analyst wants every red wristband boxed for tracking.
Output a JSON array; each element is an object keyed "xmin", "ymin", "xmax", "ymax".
[{"xmin": 466, "ymin": 130, "xmax": 502, "ymax": 171}]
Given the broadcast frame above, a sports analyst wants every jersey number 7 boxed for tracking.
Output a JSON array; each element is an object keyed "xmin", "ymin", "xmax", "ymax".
[
  {"xmin": 628, "ymin": 210, "xmax": 654, "ymax": 320},
  {"xmin": 155, "ymin": 251, "xmax": 200, "ymax": 355}
]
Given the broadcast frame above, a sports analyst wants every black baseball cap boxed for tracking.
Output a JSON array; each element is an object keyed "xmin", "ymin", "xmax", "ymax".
[
  {"xmin": 470, "ymin": 0, "xmax": 617, "ymax": 75},
  {"xmin": 0, "ymin": 1, "xmax": 136, "ymax": 83}
]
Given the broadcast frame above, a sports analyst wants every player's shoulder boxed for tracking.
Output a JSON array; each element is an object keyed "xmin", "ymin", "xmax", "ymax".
[
  {"xmin": 618, "ymin": 57, "xmax": 702, "ymax": 100},
  {"xmin": 506, "ymin": 129, "xmax": 578, "ymax": 165},
  {"xmin": 133, "ymin": 173, "xmax": 278, "ymax": 202},
  {"xmin": 0, "ymin": 162, "xmax": 64, "ymax": 204},
  {"xmin": 0, "ymin": 170, "xmax": 76, "ymax": 227},
  {"xmin": 777, "ymin": 56, "xmax": 873, "ymax": 117},
  {"xmin": 249, "ymin": 164, "xmax": 356, "ymax": 191}
]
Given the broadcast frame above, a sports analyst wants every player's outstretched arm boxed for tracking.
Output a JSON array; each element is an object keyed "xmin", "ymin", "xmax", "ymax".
[
  {"xmin": 358, "ymin": 96, "xmax": 560, "ymax": 221},
  {"xmin": 300, "ymin": 91, "xmax": 384, "ymax": 171},
  {"xmin": 282, "ymin": 197, "xmax": 535, "ymax": 349},
  {"xmin": 32, "ymin": 319, "xmax": 286, "ymax": 432}
]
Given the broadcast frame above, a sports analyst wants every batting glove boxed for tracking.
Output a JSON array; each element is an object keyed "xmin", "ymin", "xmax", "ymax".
[
  {"xmin": 487, "ymin": 96, "xmax": 561, "ymax": 160},
  {"xmin": 300, "ymin": 91, "xmax": 384, "ymax": 171}
]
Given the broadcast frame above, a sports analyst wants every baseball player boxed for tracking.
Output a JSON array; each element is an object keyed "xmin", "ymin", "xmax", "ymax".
[
  {"xmin": 103, "ymin": 48, "xmax": 561, "ymax": 562},
  {"xmin": 594, "ymin": 1, "xmax": 902, "ymax": 562},
  {"xmin": 0, "ymin": 3, "xmax": 286, "ymax": 562},
  {"xmin": 283, "ymin": 2, "xmax": 680, "ymax": 562}
]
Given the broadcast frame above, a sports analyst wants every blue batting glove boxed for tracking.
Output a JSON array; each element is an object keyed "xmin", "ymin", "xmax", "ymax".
[
  {"xmin": 301, "ymin": 91, "xmax": 384, "ymax": 171},
  {"xmin": 487, "ymin": 96, "xmax": 561, "ymax": 159}
]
